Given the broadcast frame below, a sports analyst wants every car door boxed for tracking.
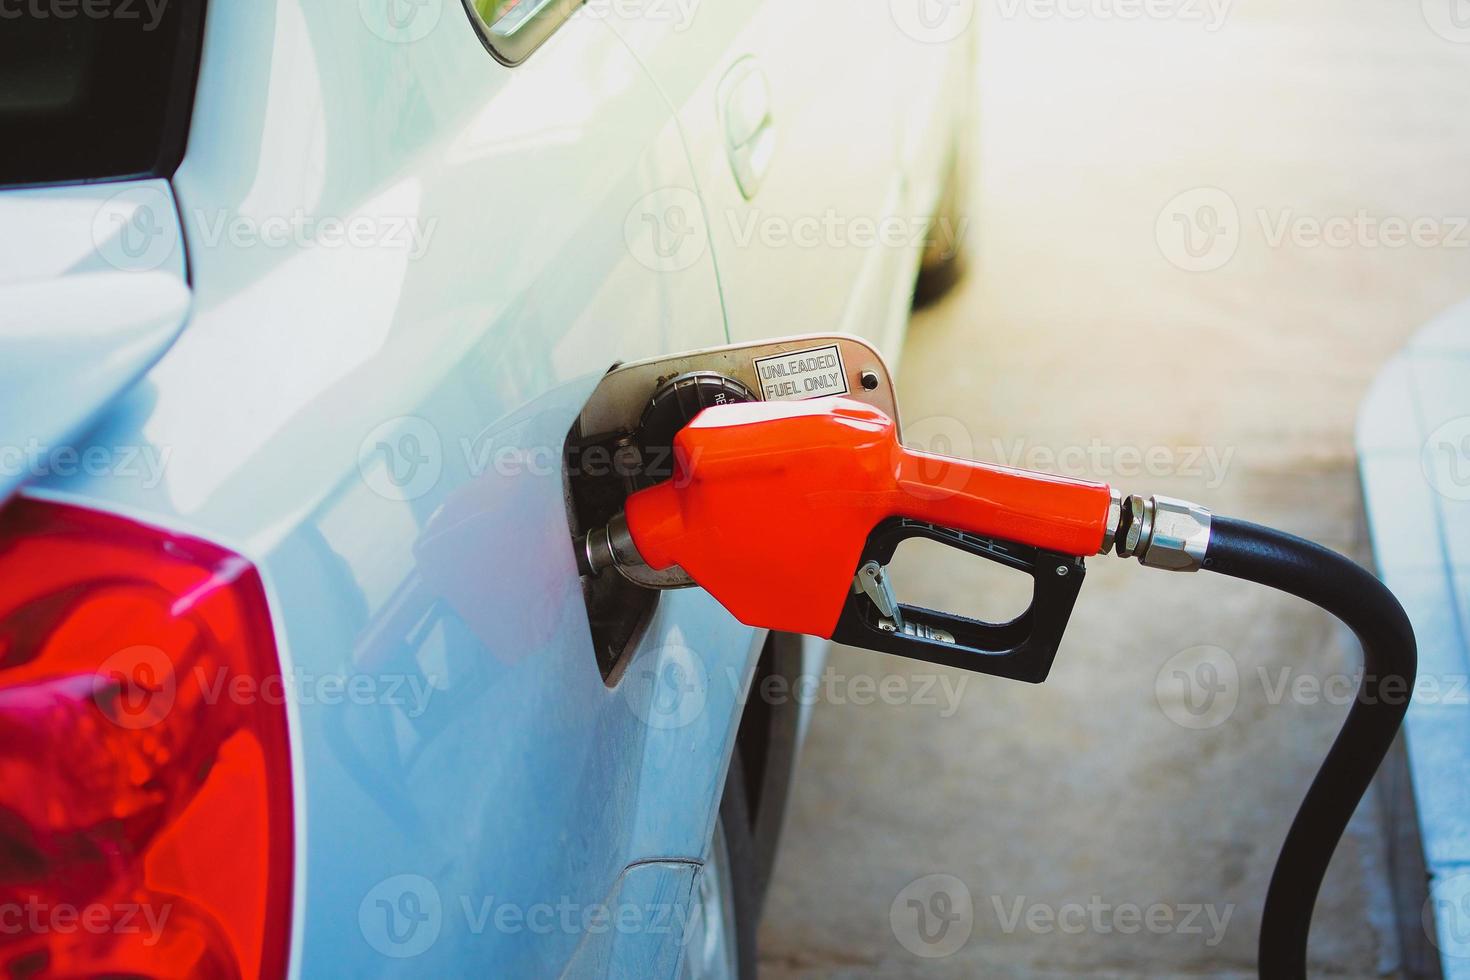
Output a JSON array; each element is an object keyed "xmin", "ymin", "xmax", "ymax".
[
  {"xmin": 603, "ymin": 0, "xmax": 908, "ymax": 346},
  {"xmin": 885, "ymin": 0, "xmax": 978, "ymax": 237}
]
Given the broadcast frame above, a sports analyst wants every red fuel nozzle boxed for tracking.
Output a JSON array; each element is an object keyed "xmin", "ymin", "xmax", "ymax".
[{"xmin": 623, "ymin": 396, "xmax": 1115, "ymax": 641}]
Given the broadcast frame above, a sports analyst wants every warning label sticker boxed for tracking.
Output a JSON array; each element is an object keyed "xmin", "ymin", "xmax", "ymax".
[{"xmin": 752, "ymin": 345, "xmax": 849, "ymax": 402}]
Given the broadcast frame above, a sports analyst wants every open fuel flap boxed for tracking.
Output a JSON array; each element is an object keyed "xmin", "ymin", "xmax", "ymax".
[{"xmin": 564, "ymin": 335, "xmax": 900, "ymax": 678}]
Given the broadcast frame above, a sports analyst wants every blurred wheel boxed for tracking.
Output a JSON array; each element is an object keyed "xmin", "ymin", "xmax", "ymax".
[
  {"xmin": 682, "ymin": 754, "xmax": 758, "ymax": 980},
  {"xmin": 912, "ymin": 150, "xmax": 969, "ymax": 309}
]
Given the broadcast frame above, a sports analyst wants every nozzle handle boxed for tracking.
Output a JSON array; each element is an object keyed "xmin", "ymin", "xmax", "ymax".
[{"xmin": 831, "ymin": 519, "xmax": 1086, "ymax": 684}]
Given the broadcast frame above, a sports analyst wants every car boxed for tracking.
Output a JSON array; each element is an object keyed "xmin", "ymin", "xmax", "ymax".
[{"xmin": 0, "ymin": 0, "xmax": 975, "ymax": 975}]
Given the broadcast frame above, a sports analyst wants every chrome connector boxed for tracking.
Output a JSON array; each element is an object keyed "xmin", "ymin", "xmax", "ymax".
[{"xmin": 1114, "ymin": 494, "xmax": 1212, "ymax": 573}]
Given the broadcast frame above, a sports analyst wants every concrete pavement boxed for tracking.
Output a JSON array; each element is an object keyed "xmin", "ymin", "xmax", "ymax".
[{"xmin": 758, "ymin": 1, "xmax": 1470, "ymax": 976}]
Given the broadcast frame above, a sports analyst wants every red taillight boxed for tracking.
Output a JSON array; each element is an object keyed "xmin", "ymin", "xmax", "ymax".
[{"xmin": 0, "ymin": 500, "xmax": 293, "ymax": 980}]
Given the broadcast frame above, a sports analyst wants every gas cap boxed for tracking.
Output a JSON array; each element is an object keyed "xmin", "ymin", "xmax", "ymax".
[{"xmin": 637, "ymin": 372, "xmax": 755, "ymax": 481}]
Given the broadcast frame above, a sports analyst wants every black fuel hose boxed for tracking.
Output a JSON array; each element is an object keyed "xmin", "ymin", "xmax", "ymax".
[{"xmin": 1200, "ymin": 517, "xmax": 1417, "ymax": 980}]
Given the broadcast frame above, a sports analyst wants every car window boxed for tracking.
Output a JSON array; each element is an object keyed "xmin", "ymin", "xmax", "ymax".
[
  {"xmin": 465, "ymin": 0, "xmax": 580, "ymax": 66},
  {"xmin": 0, "ymin": 0, "xmax": 204, "ymax": 186}
]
